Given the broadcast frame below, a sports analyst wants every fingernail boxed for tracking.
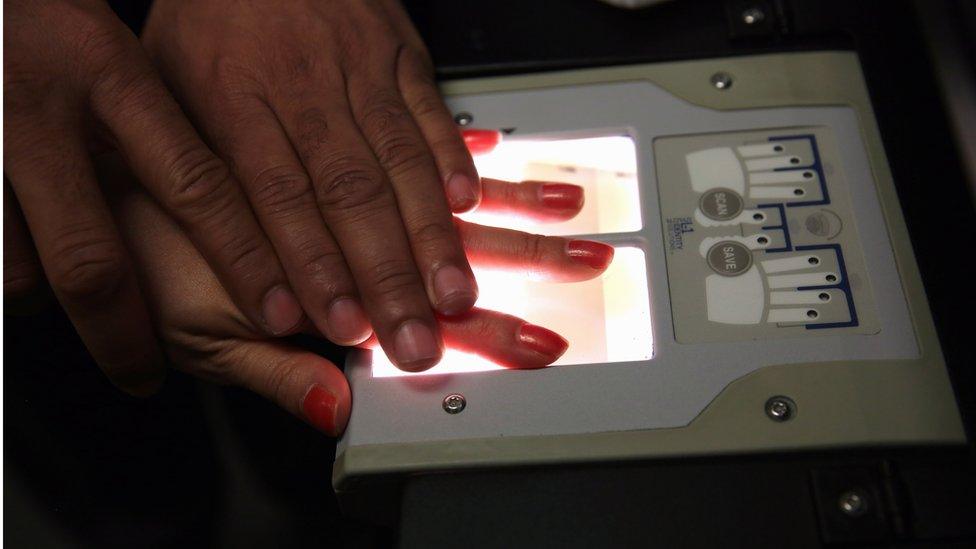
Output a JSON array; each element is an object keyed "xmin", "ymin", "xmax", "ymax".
[
  {"xmin": 461, "ymin": 129, "xmax": 502, "ymax": 155},
  {"xmin": 566, "ymin": 240, "xmax": 615, "ymax": 270},
  {"xmin": 432, "ymin": 265, "xmax": 478, "ymax": 315},
  {"xmin": 302, "ymin": 385, "xmax": 338, "ymax": 435},
  {"xmin": 262, "ymin": 286, "xmax": 304, "ymax": 335},
  {"xmin": 446, "ymin": 173, "xmax": 478, "ymax": 212},
  {"xmin": 327, "ymin": 298, "xmax": 371, "ymax": 345},
  {"xmin": 517, "ymin": 323, "xmax": 569, "ymax": 361},
  {"xmin": 394, "ymin": 320, "xmax": 441, "ymax": 371},
  {"xmin": 539, "ymin": 183, "xmax": 584, "ymax": 211}
]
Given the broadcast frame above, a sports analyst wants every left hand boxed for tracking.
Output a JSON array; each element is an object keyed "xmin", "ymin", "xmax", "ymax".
[{"xmin": 141, "ymin": 0, "xmax": 483, "ymax": 371}]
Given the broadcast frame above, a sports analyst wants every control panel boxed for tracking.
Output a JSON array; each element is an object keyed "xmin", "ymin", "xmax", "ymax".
[{"xmin": 656, "ymin": 128, "xmax": 880, "ymax": 343}]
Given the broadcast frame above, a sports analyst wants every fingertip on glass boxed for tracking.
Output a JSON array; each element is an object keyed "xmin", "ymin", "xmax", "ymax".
[
  {"xmin": 517, "ymin": 322, "xmax": 569, "ymax": 364},
  {"xmin": 392, "ymin": 320, "xmax": 442, "ymax": 372}
]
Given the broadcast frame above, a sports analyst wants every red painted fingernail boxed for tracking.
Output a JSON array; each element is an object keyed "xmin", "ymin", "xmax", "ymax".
[
  {"xmin": 302, "ymin": 385, "xmax": 338, "ymax": 435},
  {"xmin": 517, "ymin": 323, "xmax": 568, "ymax": 361},
  {"xmin": 461, "ymin": 129, "xmax": 502, "ymax": 155},
  {"xmin": 262, "ymin": 286, "xmax": 304, "ymax": 336},
  {"xmin": 566, "ymin": 240, "xmax": 615, "ymax": 270},
  {"xmin": 539, "ymin": 184, "xmax": 584, "ymax": 211}
]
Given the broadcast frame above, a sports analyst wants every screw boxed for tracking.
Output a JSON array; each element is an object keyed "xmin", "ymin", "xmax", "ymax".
[
  {"xmin": 838, "ymin": 490, "xmax": 868, "ymax": 517},
  {"xmin": 443, "ymin": 393, "xmax": 466, "ymax": 414},
  {"xmin": 454, "ymin": 112, "xmax": 473, "ymax": 126},
  {"xmin": 742, "ymin": 7, "xmax": 765, "ymax": 25},
  {"xmin": 765, "ymin": 396, "xmax": 794, "ymax": 421},
  {"xmin": 710, "ymin": 72, "xmax": 733, "ymax": 90}
]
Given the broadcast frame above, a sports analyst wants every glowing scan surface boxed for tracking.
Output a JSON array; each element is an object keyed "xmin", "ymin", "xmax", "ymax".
[
  {"xmin": 372, "ymin": 135, "xmax": 652, "ymax": 377},
  {"xmin": 461, "ymin": 135, "xmax": 642, "ymax": 235},
  {"xmin": 372, "ymin": 247, "xmax": 653, "ymax": 377}
]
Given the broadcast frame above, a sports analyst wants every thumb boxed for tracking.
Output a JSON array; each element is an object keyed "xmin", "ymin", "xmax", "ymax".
[{"xmin": 219, "ymin": 340, "xmax": 351, "ymax": 436}]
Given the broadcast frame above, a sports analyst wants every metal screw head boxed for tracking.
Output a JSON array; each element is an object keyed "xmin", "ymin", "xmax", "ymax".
[
  {"xmin": 765, "ymin": 396, "xmax": 795, "ymax": 421},
  {"xmin": 838, "ymin": 490, "xmax": 868, "ymax": 517},
  {"xmin": 742, "ymin": 7, "xmax": 765, "ymax": 25},
  {"xmin": 710, "ymin": 72, "xmax": 734, "ymax": 90},
  {"xmin": 442, "ymin": 393, "xmax": 466, "ymax": 414},
  {"xmin": 454, "ymin": 112, "xmax": 473, "ymax": 126}
]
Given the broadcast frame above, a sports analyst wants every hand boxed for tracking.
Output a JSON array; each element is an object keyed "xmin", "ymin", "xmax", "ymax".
[
  {"xmin": 3, "ymin": 0, "xmax": 313, "ymax": 394},
  {"xmin": 141, "ymin": 0, "xmax": 484, "ymax": 370},
  {"xmin": 106, "ymin": 159, "xmax": 611, "ymax": 435}
]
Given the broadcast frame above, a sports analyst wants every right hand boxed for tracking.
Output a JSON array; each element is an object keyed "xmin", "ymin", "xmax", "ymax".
[{"xmin": 106, "ymin": 157, "xmax": 610, "ymax": 435}]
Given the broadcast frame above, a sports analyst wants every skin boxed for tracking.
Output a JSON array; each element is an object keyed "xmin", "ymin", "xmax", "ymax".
[
  {"xmin": 2, "ymin": 0, "xmax": 485, "ymax": 397},
  {"xmin": 140, "ymin": 0, "xmax": 485, "ymax": 371},
  {"xmin": 95, "ymin": 156, "xmax": 610, "ymax": 436}
]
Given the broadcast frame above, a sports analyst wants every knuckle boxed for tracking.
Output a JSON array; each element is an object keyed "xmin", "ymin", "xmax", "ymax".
[
  {"xmin": 427, "ymin": 133, "xmax": 467, "ymax": 158},
  {"xmin": 409, "ymin": 218, "xmax": 455, "ymax": 248},
  {"xmin": 406, "ymin": 91, "xmax": 445, "ymax": 121},
  {"xmin": 191, "ymin": 344, "xmax": 241, "ymax": 385},
  {"xmin": 249, "ymin": 166, "xmax": 313, "ymax": 215},
  {"xmin": 313, "ymin": 156, "xmax": 388, "ymax": 211},
  {"xmin": 48, "ymin": 231, "xmax": 126, "ymax": 302},
  {"xmin": 359, "ymin": 91, "xmax": 434, "ymax": 173},
  {"xmin": 219, "ymin": 234, "xmax": 267, "ymax": 282},
  {"xmin": 373, "ymin": 133, "xmax": 429, "ymax": 174},
  {"xmin": 278, "ymin": 48, "xmax": 315, "ymax": 84},
  {"xmin": 4, "ymin": 258, "xmax": 44, "ymax": 299},
  {"xmin": 366, "ymin": 258, "xmax": 421, "ymax": 301},
  {"xmin": 266, "ymin": 354, "xmax": 306, "ymax": 410},
  {"xmin": 165, "ymin": 146, "xmax": 235, "ymax": 213},
  {"xmin": 294, "ymin": 107, "xmax": 332, "ymax": 151},
  {"xmin": 298, "ymin": 244, "xmax": 345, "ymax": 281},
  {"xmin": 521, "ymin": 234, "xmax": 548, "ymax": 268},
  {"xmin": 359, "ymin": 90, "xmax": 408, "ymax": 134},
  {"xmin": 210, "ymin": 57, "xmax": 264, "ymax": 102}
]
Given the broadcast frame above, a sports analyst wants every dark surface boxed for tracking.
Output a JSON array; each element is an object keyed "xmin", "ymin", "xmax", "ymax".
[
  {"xmin": 400, "ymin": 452, "xmax": 976, "ymax": 549},
  {"xmin": 6, "ymin": 0, "xmax": 976, "ymax": 548}
]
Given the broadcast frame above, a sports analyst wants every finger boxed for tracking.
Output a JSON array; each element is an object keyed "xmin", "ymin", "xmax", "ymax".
[
  {"xmin": 360, "ymin": 308, "xmax": 568, "ymax": 369},
  {"xmin": 395, "ymin": 48, "xmax": 482, "ymax": 212},
  {"xmin": 442, "ymin": 308, "xmax": 568, "ymax": 368},
  {"xmin": 3, "ymin": 180, "xmax": 48, "ymax": 312},
  {"xmin": 347, "ymin": 70, "xmax": 479, "ymax": 317},
  {"xmin": 272, "ymin": 86, "xmax": 443, "ymax": 371},
  {"xmin": 85, "ymin": 30, "xmax": 302, "ymax": 337},
  {"xmin": 477, "ymin": 178, "xmax": 585, "ymax": 222},
  {"xmin": 457, "ymin": 220, "xmax": 614, "ymax": 281},
  {"xmin": 206, "ymin": 96, "xmax": 371, "ymax": 346},
  {"xmin": 377, "ymin": 0, "xmax": 483, "ymax": 212},
  {"xmin": 462, "ymin": 129, "xmax": 502, "ymax": 156},
  {"xmin": 3, "ymin": 125, "xmax": 166, "ymax": 396},
  {"xmin": 217, "ymin": 339, "xmax": 351, "ymax": 436}
]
